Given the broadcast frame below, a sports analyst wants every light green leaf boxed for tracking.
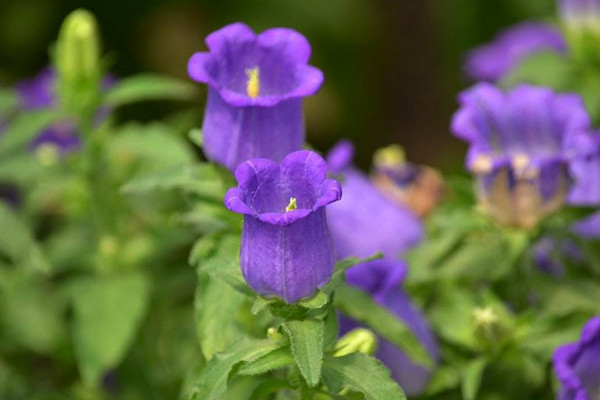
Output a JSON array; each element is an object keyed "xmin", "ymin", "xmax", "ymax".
[
  {"xmin": 103, "ymin": 74, "xmax": 197, "ymax": 107},
  {"xmin": 0, "ymin": 88, "xmax": 18, "ymax": 115},
  {"xmin": 71, "ymin": 272, "xmax": 150, "ymax": 386},
  {"xmin": 238, "ymin": 347, "xmax": 294, "ymax": 376},
  {"xmin": 0, "ymin": 203, "xmax": 51, "ymax": 274},
  {"xmin": 461, "ymin": 357, "xmax": 487, "ymax": 400},
  {"xmin": 428, "ymin": 286, "xmax": 478, "ymax": 350},
  {"xmin": 501, "ymin": 51, "xmax": 571, "ymax": 90},
  {"xmin": 189, "ymin": 128, "xmax": 203, "ymax": 148},
  {"xmin": 0, "ymin": 109, "xmax": 62, "ymax": 156},
  {"xmin": 283, "ymin": 319, "xmax": 324, "ymax": 387},
  {"xmin": 335, "ymin": 285, "xmax": 433, "ymax": 369},
  {"xmin": 109, "ymin": 122, "xmax": 196, "ymax": 169},
  {"xmin": 122, "ymin": 163, "xmax": 227, "ymax": 201},
  {"xmin": 321, "ymin": 353, "xmax": 406, "ymax": 400},
  {"xmin": 195, "ymin": 272, "xmax": 245, "ymax": 359},
  {"xmin": 0, "ymin": 272, "xmax": 65, "ymax": 354},
  {"xmin": 0, "ymin": 153, "xmax": 45, "ymax": 185},
  {"xmin": 298, "ymin": 290, "xmax": 329, "ymax": 309},
  {"xmin": 187, "ymin": 339, "xmax": 281, "ymax": 400}
]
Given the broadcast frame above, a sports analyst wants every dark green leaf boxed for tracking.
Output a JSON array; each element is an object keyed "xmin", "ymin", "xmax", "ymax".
[
  {"xmin": 187, "ymin": 339, "xmax": 281, "ymax": 400},
  {"xmin": 321, "ymin": 353, "xmax": 406, "ymax": 400},
  {"xmin": 103, "ymin": 74, "xmax": 197, "ymax": 107},
  {"xmin": 283, "ymin": 319, "xmax": 325, "ymax": 387},
  {"xmin": 334, "ymin": 285, "xmax": 434, "ymax": 369}
]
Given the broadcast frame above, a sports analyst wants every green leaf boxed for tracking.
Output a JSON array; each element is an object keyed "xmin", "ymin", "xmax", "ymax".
[
  {"xmin": 334, "ymin": 285, "xmax": 434, "ymax": 369},
  {"xmin": 248, "ymin": 379, "xmax": 291, "ymax": 400},
  {"xmin": 238, "ymin": 346, "xmax": 295, "ymax": 376},
  {"xmin": 0, "ymin": 88, "xmax": 18, "ymax": 115},
  {"xmin": 103, "ymin": 74, "xmax": 197, "ymax": 107},
  {"xmin": 428, "ymin": 286, "xmax": 478, "ymax": 350},
  {"xmin": 195, "ymin": 272, "xmax": 245, "ymax": 359},
  {"xmin": 71, "ymin": 272, "xmax": 150, "ymax": 386},
  {"xmin": 109, "ymin": 122, "xmax": 196, "ymax": 169},
  {"xmin": 122, "ymin": 163, "xmax": 227, "ymax": 201},
  {"xmin": 321, "ymin": 353, "xmax": 406, "ymax": 400},
  {"xmin": 298, "ymin": 290, "xmax": 329, "ymax": 309},
  {"xmin": 197, "ymin": 234, "xmax": 253, "ymax": 297},
  {"xmin": 0, "ymin": 272, "xmax": 66, "ymax": 354},
  {"xmin": 187, "ymin": 339, "xmax": 281, "ymax": 400},
  {"xmin": 501, "ymin": 51, "xmax": 572, "ymax": 90},
  {"xmin": 0, "ymin": 203, "xmax": 51, "ymax": 274},
  {"xmin": 425, "ymin": 365, "xmax": 461, "ymax": 396},
  {"xmin": 461, "ymin": 357, "xmax": 487, "ymax": 400},
  {"xmin": 0, "ymin": 110, "xmax": 62, "ymax": 156},
  {"xmin": 189, "ymin": 128, "xmax": 203, "ymax": 148},
  {"xmin": 282, "ymin": 319, "xmax": 325, "ymax": 387},
  {"xmin": 0, "ymin": 153, "xmax": 45, "ymax": 185}
]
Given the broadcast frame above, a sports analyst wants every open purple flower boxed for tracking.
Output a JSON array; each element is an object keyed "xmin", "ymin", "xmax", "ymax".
[
  {"xmin": 464, "ymin": 22, "xmax": 567, "ymax": 82},
  {"xmin": 188, "ymin": 22, "xmax": 324, "ymax": 171},
  {"xmin": 554, "ymin": 315, "xmax": 600, "ymax": 400},
  {"xmin": 224, "ymin": 150, "xmax": 341, "ymax": 303},
  {"xmin": 559, "ymin": 0, "xmax": 600, "ymax": 33},
  {"xmin": 327, "ymin": 141, "xmax": 437, "ymax": 395},
  {"xmin": 451, "ymin": 83, "xmax": 592, "ymax": 228},
  {"xmin": 339, "ymin": 259, "xmax": 439, "ymax": 396}
]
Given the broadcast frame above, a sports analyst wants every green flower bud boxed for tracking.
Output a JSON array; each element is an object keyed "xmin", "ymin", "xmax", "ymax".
[
  {"xmin": 333, "ymin": 328, "xmax": 377, "ymax": 357},
  {"xmin": 472, "ymin": 307, "xmax": 508, "ymax": 349},
  {"xmin": 56, "ymin": 9, "xmax": 100, "ymax": 83},
  {"xmin": 55, "ymin": 9, "xmax": 102, "ymax": 117}
]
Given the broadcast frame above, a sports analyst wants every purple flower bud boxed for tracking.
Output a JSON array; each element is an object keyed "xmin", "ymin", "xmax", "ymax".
[
  {"xmin": 554, "ymin": 315, "xmax": 600, "ymax": 400},
  {"xmin": 224, "ymin": 150, "xmax": 341, "ymax": 303},
  {"xmin": 451, "ymin": 83, "xmax": 592, "ymax": 228},
  {"xmin": 464, "ymin": 22, "xmax": 567, "ymax": 82},
  {"xmin": 188, "ymin": 23, "xmax": 324, "ymax": 171},
  {"xmin": 573, "ymin": 211, "xmax": 600, "ymax": 238}
]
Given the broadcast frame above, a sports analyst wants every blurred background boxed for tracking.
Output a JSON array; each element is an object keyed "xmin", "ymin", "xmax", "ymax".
[{"xmin": 0, "ymin": 0, "xmax": 556, "ymax": 171}]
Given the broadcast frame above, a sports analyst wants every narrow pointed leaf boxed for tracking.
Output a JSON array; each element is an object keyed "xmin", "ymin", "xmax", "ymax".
[{"xmin": 283, "ymin": 319, "xmax": 324, "ymax": 387}]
